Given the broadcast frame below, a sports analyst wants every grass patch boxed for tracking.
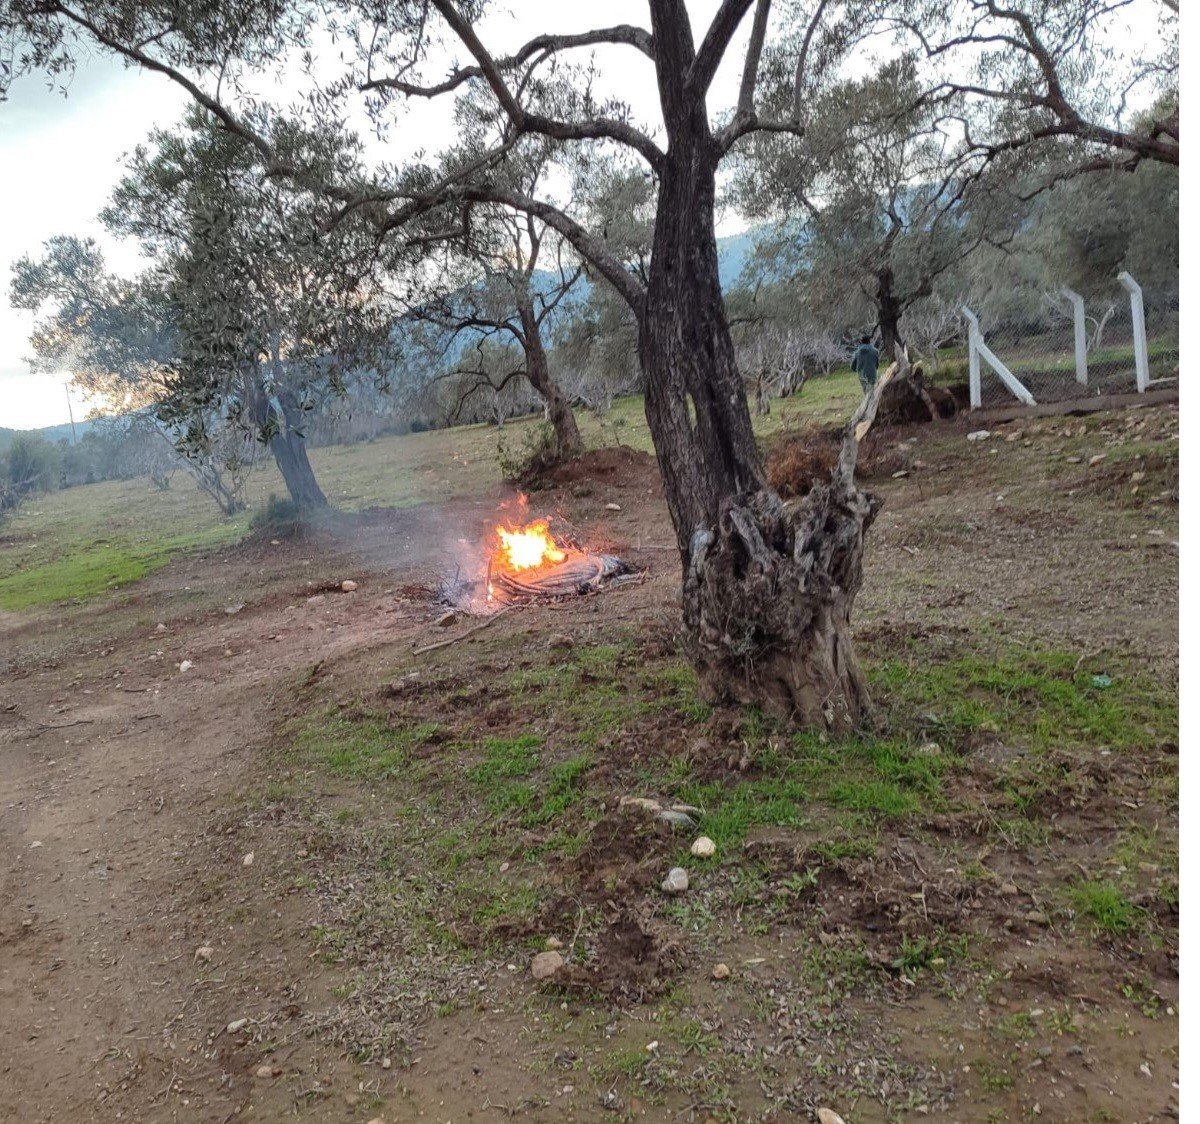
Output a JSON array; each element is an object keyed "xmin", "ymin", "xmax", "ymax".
[
  {"xmin": 1067, "ymin": 879, "xmax": 1143, "ymax": 935},
  {"xmin": 287, "ymin": 710, "xmax": 438, "ymax": 780},
  {"xmin": 875, "ymin": 646, "xmax": 1176, "ymax": 753}
]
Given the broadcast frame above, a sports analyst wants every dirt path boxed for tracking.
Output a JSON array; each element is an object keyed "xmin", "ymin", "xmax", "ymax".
[{"xmin": 0, "ymin": 532, "xmax": 446, "ymax": 1121}]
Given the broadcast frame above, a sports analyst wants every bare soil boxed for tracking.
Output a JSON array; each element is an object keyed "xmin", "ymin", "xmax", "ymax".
[{"xmin": 1, "ymin": 405, "xmax": 1178, "ymax": 1122}]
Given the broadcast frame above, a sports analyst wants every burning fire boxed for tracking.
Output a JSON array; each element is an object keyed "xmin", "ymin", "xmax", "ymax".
[{"xmin": 494, "ymin": 518, "xmax": 567, "ymax": 572}]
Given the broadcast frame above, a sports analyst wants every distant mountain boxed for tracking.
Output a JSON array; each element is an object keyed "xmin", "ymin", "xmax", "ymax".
[{"xmin": 0, "ymin": 419, "xmax": 93, "ymax": 453}]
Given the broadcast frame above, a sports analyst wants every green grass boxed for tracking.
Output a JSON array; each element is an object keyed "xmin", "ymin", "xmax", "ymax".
[
  {"xmin": 287, "ymin": 710, "xmax": 439, "ymax": 780},
  {"xmin": 1067, "ymin": 879, "xmax": 1143, "ymax": 935},
  {"xmin": 875, "ymin": 646, "xmax": 1176, "ymax": 753}
]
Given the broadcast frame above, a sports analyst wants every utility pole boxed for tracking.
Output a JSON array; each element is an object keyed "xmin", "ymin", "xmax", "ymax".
[{"xmin": 64, "ymin": 382, "xmax": 77, "ymax": 445}]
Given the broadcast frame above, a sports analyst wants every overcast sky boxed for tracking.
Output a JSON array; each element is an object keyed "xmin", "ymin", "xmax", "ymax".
[{"xmin": 0, "ymin": 1, "xmax": 1169, "ymax": 431}]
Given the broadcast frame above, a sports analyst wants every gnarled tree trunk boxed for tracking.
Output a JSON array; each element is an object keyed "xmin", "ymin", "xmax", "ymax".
[
  {"xmin": 636, "ymin": 38, "xmax": 886, "ymax": 727},
  {"xmin": 518, "ymin": 301, "xmax": 583, "ymax": 459}
]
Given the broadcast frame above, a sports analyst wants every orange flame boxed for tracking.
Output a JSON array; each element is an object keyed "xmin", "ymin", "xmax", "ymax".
[{"xmin": 494, "ymin": 518, "xmax": 566, "ymax": 572}]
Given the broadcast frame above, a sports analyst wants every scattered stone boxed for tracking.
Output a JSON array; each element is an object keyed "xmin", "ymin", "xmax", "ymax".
[
  {"xmin": 178, "ymin": 660, "xmax": 194, "ymax": 674},
  {"xmin": 367, "ymin": 1118, "xmax": 386, "ymax": 1124},
  {"xmin": 891, "ymin": 469, "xmax": 909, "ymax": 478},
  {"xmin": 224, "ymin": 648, "xmax": 235, "ymax": 657},
  {"xmin": 646, "ymin": 1040, "xmax": 659, "ymax": 1052},
  {"xmin": 226, "ymin": 1018, "xmax": 249, "ymax": 1034},
  {"xmin": 712, "ymin": 963, "xmax": 731, "ymax": 980},
  {"xmin": 661, "ymin": 867, "xmax": 689, "ymax": 894},
  {"xmin": 255, "ymin": 1064, "xmax": 281, "ymax": 1079},
  {"xmin": 1065, "ymin": 455, "xmax": 1082, "ymax": 464},
  {"xmin": 817, "ymin": 1109, "xmax": 847, "ymax": 1124},
  {"xmin": 966, "ymin": 430, "xmax": 991, "ymax": 442},
  {"xmin": 154, "ymin": 622, "xmax": 168, "ymax": 633},
  {"xmin": 340, "ymin": 579, "xmax": 359, "ymax": 592},
  {"xmin": 435, "ymin": 610, "xmax": 458, "ymax": 628},
  {"xmin": 545, "ymin": 936, "xmax": 564, "ymax": 951},
  {"xmin": 671, "ymin": 803, "xmax": 702, "ymax": 815},
  {"xmin": 242, "ymin": 852, "xmax": 255, "ymax": 867},
  {"xmin": 195, "ymin": 945, "xmax": 214, "ymax": 963},
  {"xmin": 690, "ymin": 836, "xmax": 716, "ymax": 858},
  {"xmin": 1089, "ymin": 453, "xmax": 1108, "ymax": 466},
  {"xmin": 306, "ymin": 594, "xmax": 326, "ymax": 605},
  {"xmin": 548, "ymin": 633, "xmax": 575, "ymax": 650},
  {"xmin": 657, "ymin": 809, "xmax": 697, "ymax": 830},
  {"xmin": 29, "ymin": 840, "xmax": 42, "ymax": 849},
  {"xmin": 1026, "ymin": 910, "xmax": 1049, "ymax": 925},
  {"xmin": 605, "ymin": 502, "xmax": 622, "ymax": 511},
  {"xmin": 224, "ymin": 603, "xmax": 244, "ymax": 615},
  {"xmin": 999, "ymin": 881, "xmax": 1019, "ymax": 896},
  {"xmin": 532, "ymin": 950, "xmax": 564, "ymax": 980},
  {"xmin": 380, "ymin": 1057, "xmax": 392, "ymax": 1069}
]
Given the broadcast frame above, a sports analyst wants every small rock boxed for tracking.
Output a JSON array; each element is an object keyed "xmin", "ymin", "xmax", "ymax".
[
  {"xmin": 242, "ymin": 852, "xmax": 255, "ymax": 867},
  {"xmin": 999, "ymin": 881, "xmax": 1019, "ymax": 896},
  {"xmin": 545, "ymin": 936, "xmax": 564, "ymax": 951},
  {"xmin": 178, "ymin": 660, "xmax": 194, "ymax": 673},
  {"xmin": 224, "ymin": 648, "xmax": 234, "ymax": 657},
  {"xmin": 532, "ymin": 950, "xmax": 564, "ymax": 980},
  {"xmin": 306, "ymin": 594, "xmax": 326, "ymax": 605},
  {"xmin": 605, "ymin": 502, "xmax": 621, "ymax": 511},
  {"xmin": 619, "ymin": 796, "xmax": 662, "ymax": 814},
  {"xmin": 661, "ymin": 867, "xmax": 689, "ymax": 894},
  {"xmin": 690, "ymin": 836, "xmax": 716, "ymax": 858},
  {"xmin": 255, "ymin": 1064, "xmax": 279, "ymax": 1079},
  {"xmin": 966, "ymin": 430, "xmax": 991, "ymax": 442},
  {"xmin": 548, "ymin": 633, "xmax": 575, "ymax": 650},
  {"xmin": 891, "ymin": 469, "xmax": 909, "ymax": 478},
  {"xmin": 1089, "ymin": 453, "xmax": 1107, "ymax": 466},
  {"xmin": 1026, "ymin": 910, "xmax": 1049, "ymax": 925},
  {"xmin": 341, "ymin": 579, "xmax": 358, "ymax": 592},
  {"xmin": 155, "ymin": 623, "xmax": 168, "ymax": 633},
  {"xmin": 195, "ymin": 945, "xmax": 214, "ymax": 962},
  {"xmin": 712, "ymin": 963, "xmax": 731, "ymax": 980},
  {"xmin": 226, "ymin": 1018, "xmax": 249, "ymax": 1034},
  {"xmin": 29, "ymin": 840, "xmax": 43, "ymax": 849},
  {"xmin": 657, "ymin": 809, "xmax": 696, "ymax": 830},
  {"xmin": 224, "ymin": 603, "xmax": 244, "ymax": 615},
  {"xmin": 436, "ymin": 610, "xmax": 458, "ymax": 628},
  {"xmin": 818, "ymin": 1110, "xmax": 847, "ymax": 1124},
  {"xmin": 670, "ymin": 803, "xmax": 702, "ymax": 815},
  {"xmin": 367, "ymin": 1118, "xmax": 386, "ymax": 1124},
  {"xmin": 380, "ymin": 1057, "xmax": 391, "ymax": 1069}
]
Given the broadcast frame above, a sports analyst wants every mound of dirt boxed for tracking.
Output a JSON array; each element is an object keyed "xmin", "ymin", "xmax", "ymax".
[
  {"xmin": 541, "ymin": 446, "xmax": 657, "ymax": 489},
  {"xmin": 765, "ymin": 426, "xmax": 907, "ymax": 498}
]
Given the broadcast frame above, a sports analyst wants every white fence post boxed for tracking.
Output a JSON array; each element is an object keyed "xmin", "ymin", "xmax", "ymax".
[
  {"xmin": 1117, "ymin": 271, "xmax": 1149, "ymax": 392},
  {"xmin": 962, "ymin": 306, "xmax": 982, "ymax": 409},
  {"xmin": 1062, "ymin": 287, "xmax": 1088, "ymax": 387}
]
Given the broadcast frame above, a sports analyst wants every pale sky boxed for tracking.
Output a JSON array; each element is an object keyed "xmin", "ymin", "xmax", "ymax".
[{"xmin": 0, "ymin": 1, "xmax": 1170, "ymax": 430}]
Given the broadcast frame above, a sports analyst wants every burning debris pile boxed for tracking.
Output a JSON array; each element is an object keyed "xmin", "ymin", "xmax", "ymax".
[{"xmin": 440, "ymin": 500, "xmax": 636, "ymax": 609}]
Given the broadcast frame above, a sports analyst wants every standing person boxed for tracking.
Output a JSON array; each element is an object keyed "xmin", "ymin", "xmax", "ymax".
[{"xmin": 850, "ymin": 335, "xmax": 880, "ymax": 395}]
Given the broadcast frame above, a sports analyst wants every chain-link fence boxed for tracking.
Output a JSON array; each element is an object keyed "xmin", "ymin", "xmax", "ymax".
[{"xmin": 959, "ymin": 274, "xmax": 1178, "ymax": 410}]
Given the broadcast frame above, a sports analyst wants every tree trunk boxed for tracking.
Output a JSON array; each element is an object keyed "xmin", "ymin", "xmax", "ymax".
[
  {"xmin": 518, "ymin": 302, "xmax": 583, "ymax": 459},
  {"xmin": 635, "ymin": 53, "xmax": 877, "ymax": 725},
  {"xmin": 269, "ymin": 425, "xmax": 327, "ymax": 510},
  {"xmin": 246, "ymin": 369, "xmax": 328, "ymax": 511},
  {"xmin": 877, "ymin": 266, "xmax": 904, "ymax": 361}
]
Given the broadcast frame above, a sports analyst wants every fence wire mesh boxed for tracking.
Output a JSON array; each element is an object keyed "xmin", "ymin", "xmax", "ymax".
[{"xmin": 956, "ymin": 282, "xmax": 1178, "ymax": 410}]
